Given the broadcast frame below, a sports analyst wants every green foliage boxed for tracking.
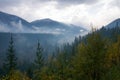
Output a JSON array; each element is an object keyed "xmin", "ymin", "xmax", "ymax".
[
  {"xmin": 106, "ymin": 36, "xmax": 120, "ymax": 66},
  {"xmin": 0, "ymin": 70, "xmax": 31, "ymax": 80},
  {"xmin": 1, "ymin": 29, "xmax": 120, "ymax": 80},
  {"xmin": 102, "ymin": 65, "xmax": 120, "ymax": 80},
  {"xmin": 3, "ymin": 35, "xmax": 17, "ymax": 73},
  {"xmin": 33, "ymin": 41, "xmax": 44, "ymax": 80},
  {"xmin": 104, "ymin": 36, "xmax": 120, "ymax": 80},
  {"xmin": 34, "ymin": 42, "xmax": 44, "ymax": 70},
  {"xmin": 72, "ymin": 33, "xmax": 107, "ymax": 80}
]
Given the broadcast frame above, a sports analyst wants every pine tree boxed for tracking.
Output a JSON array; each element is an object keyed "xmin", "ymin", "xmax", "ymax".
[
  {"xmin": 4, "ymin": 34, "xmax": 17, "ymax": 73},
  {"xmin": 34, "ymin": 42, "xmax": 44, "ymax": 70},
  {"xmin": 33, "ymin": 41, "xmax": 44, "ymax": 80},
  {"xmin": 102, "ymin": 36, "xmax": 120, "ymax": 80},
  {"xmin": 72, "ymin": 33, "xmax": 107, "ymax": 80}
]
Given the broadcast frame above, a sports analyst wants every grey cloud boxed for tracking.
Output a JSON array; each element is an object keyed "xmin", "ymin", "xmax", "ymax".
[
  {"xmin": 0, "ymin": 0, "xmax": 22, "ymax": 8},
  {"xmin": 0, "ymin": 0, "xmax": 98, "ymax": 9},
  {"xmin": 53, "ymin": 0, "xmax": 99, "ymax": 9},
  {"xmin": 57, "ymin": 0, "xmax": 98, "ymax": 5},
  {"xmin": 37, "ymin": 0, "xmax": 98, "ymax": 5},
  {"xmin": 110, "ymin": 0, "xmax": 120, "ymax": 8},
  {"xmin": 0, "ymin": 0, "xmax": 41, "ymax": 8}
]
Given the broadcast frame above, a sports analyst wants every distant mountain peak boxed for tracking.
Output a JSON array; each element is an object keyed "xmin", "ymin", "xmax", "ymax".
[
  {"xmin": 31, "ymin": 18, "xmax": 58, "ymax": 24},
  {"xmin": 31, "ymin": 18, "xmax": 63, "ymax": 28},
  {"xmin": 0, "ymin": 11, "xmax": 34, "ymax": 32},
  {"xmin": 0, "ymin": 11, "xmax": 14, "ymax": 16},
  {"xmin": 105, "ymin": 18, "xmax": 120, "ymax": 29},
  {"xmin": 41, "ymin": 18, "xmax": 54, "ymax": 21},
  {"xmin": 0, "ymin": 11, "xmax": 87, "ymax": 35},
  {"xmin": 114, "ymin": 18, "xmax": 120, "ymax": 22},
  {"xmin": 0, "ymin": 11, "xmax": 3, "ymax": 14},
  {"xmin": 0, "ymin": 11, "xmax": 5, "ymax": 14}
]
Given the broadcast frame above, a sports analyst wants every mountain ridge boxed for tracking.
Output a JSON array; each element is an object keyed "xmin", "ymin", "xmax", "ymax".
[
  {"xmin": 0, "ymin": 11, "xmax": 87, "ymax": 36},
  {"xmin": 105, "ymin": 18, "xmax": 120, "ymax": 29}
]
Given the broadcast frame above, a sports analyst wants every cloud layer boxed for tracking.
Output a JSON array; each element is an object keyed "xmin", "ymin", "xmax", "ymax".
[
  {"xmin": 56, "ymin": 0, "xmax": 98, "ymax": 7},
  {"xmin": 0, "ymin": 0, "xmax": 120, "ymax": 29}
]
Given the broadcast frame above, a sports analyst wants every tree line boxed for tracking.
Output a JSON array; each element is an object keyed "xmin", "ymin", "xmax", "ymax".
[{"xmin": 0, "ymin": 27, "xmax": 120, "ymax": 80}]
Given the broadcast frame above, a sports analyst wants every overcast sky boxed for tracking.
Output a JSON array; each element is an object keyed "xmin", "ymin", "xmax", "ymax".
[{"xmin": 0, "ymin": 0, "xmax": 120, "ymax": 29}]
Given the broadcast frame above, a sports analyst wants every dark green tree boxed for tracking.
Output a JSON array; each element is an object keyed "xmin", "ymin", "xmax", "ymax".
[
  {"xmin": 33, "ymin": 41, "xmax": 44, "ymax": 80},
  {"xmin": 72, "ymin": 32, "xmax": 107, "ymax": 80},
  {"xmin": 34, "ymin": 42, "xmax": 44, "ymax": 70},
  {"xmin": 103, "ymin": 36, "xmax": 120, "ymax": 80},
  {"xmin": 4, "ymin": 35, "xmax": 17, "ymax": 73}
]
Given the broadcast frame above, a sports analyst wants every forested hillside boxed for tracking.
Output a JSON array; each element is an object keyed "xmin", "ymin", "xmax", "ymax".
[{"xmin": 0, "ymin": 25, "xmax": 120, "ymax": 80}]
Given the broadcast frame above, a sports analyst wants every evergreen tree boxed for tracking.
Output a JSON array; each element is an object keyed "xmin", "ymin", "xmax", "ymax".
[
  {"xmin": 103, "ymin": 36, "xmax": 120, "ymax": 80},
  {"xmin": 33, "ymin": 41, "xmax": 44, "ymax": 80},
  {"xmin": 106, "ymin": 36, "xmax": 120, "ymax": 66},
  {"xmin": 72, "ymin": 33, "xmax": 107, "ymax": 80},
  {"xmin": 34, "ymin": 41, "xmax": 44, "ymax": 70},
  {"xmin": 3, "ymin": 35, "xmax": 17, "ymax": 73}
]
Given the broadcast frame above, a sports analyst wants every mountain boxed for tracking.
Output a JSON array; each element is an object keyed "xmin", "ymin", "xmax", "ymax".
[
  {"xmin": 0, "ymin": 11, "xmax": 33, "ymax": 33},
  {"xmin": 31, "ymin": 18, "xmax": 65, "ymax": 28},
  {"xmin": 31, "ymin": 18, "xmax": 87, "ymax": 35},
  {"xmin": 105, "ymin": 18, "xmax": 120, "ymax": 29},
  {"xmin": 0, "ymin": 11, "xmax": 87, "ymax": 35},
  {"xmin": 0, "ymin": 11, "xmax": 88, "ymax": 63},
  {"xmin": 0, "ymin": 11, "xmax": 89, "ymax": 46}
]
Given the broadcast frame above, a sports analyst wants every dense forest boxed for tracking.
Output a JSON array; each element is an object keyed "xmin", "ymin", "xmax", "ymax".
[{"xmin": 0, "ymin": 26, "xmax": 120, "ymax": 80}]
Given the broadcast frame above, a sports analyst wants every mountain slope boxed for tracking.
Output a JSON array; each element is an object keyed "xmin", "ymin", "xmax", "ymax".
[
  {"xmin": 0, "ymin": 11, "xmax": 33, "ymax": 33},
  {"xmin": 0, "ymin": 11, "xmax": 87, "ymax": 36},
  {"xmin": 105, "ymin": 18, "xmax": 120, "ymax": 29},
  {"xmin": 31, "ymin": 18, "xmax": 87, "ymax": 35},
  {"xmin": 31, "ymin": 18, "xmax": 65, "ymax": 28}
]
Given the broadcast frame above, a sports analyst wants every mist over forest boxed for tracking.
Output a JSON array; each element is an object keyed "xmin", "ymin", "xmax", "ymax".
[{"xmin": 0, "ymin": 0, "xmax": 120, "ymax": 79}]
